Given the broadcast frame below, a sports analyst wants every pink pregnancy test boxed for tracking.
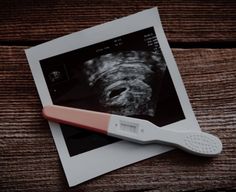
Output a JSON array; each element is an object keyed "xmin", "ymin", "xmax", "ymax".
[{"xmin": 42, "ymin": 105, "xmax": 222, "ymax": 157}]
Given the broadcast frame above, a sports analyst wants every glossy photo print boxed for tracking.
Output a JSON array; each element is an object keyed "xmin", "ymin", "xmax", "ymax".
[
  {"xmin": 26, "ymin": 8, "xmax": 200, "ymax": 186},
  {"xmin": 40, "ymin": 27, "xmax": 185, "ymax": 156}
]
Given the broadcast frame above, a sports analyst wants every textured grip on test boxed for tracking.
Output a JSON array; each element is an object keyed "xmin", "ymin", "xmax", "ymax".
[{"xmin": 181, "ymin": 132, "xmax": 222, "ymax": 157}]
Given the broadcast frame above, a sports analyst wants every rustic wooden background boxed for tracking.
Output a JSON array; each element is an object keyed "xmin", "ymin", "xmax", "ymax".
[{"xmin": 0, "ymin": 1, "xmax": 236, "ymax": 191}]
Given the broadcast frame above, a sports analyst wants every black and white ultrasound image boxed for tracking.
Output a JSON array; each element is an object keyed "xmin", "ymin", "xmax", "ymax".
[{"xmin": 40, "ymin": 27, "xmax": 185, "ymax": 156}]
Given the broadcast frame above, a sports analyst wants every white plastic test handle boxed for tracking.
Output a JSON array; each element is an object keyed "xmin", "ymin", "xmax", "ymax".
[{"xmin": 108, "ymin": 115, "xmax": 223, "ymax": 157}]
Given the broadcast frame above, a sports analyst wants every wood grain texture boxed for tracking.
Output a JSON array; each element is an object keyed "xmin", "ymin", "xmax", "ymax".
[
  {"xmin": 0, "ymin": 47, "xmax": 235, "ymax": 191},
  {"xmin": 0, "ymin": 0, "xmax": 236, "ymax": 43}
]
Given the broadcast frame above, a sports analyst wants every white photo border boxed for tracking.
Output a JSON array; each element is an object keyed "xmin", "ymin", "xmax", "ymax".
[{"xmin": 25, "ymin": 7, "xmax": 200, "ymax": 187}]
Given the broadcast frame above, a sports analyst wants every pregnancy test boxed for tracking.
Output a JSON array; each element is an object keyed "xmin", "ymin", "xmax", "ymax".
[{"xmin": 42, "ymin": 105, "xmax": 222, "ymax": 157}]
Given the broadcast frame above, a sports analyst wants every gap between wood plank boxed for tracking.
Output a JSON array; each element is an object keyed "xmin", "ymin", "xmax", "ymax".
[{"xmin": 0, "ymin": 41, "xmax": 236, "ymax": 49}]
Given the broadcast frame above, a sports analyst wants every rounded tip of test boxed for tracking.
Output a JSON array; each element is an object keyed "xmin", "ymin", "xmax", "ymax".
[
  {"xmin": 183, "ymin": 132, "xmax": 223, "ymax": 157},
  {"xmin": 42, "ymin": 105, "xmax": 52, "ymax": 119}
]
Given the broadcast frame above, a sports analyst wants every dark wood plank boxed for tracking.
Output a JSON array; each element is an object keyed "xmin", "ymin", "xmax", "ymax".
[
  {"xmin": 0, "ymin": 46, "xmax": 235, "ymax": 191},
  {"xmin": 0, "ymin": 0, "xmax": 236, "ymax": 43}
]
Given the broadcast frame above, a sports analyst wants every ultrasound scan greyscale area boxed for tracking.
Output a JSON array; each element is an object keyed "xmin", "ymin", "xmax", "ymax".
[{"xmin": 40, "ymin": 27, "xmax": 185, "ymax": 156}]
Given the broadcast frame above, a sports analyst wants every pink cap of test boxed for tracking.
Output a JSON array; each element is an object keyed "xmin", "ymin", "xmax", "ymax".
[{"xmin": 42, "ymin": 105, "xmax": 111, "ymax": 134}]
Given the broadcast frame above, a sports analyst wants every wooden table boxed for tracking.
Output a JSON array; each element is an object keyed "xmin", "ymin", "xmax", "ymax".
[{"xmin": 1, "ymin": 1, "xmax": 235, "ymax": 191}]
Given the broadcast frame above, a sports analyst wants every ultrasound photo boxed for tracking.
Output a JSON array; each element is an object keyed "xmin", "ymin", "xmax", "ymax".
[{"xmin": 40, "ymin": 27, "xmax": 185, "ymax": 156}]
